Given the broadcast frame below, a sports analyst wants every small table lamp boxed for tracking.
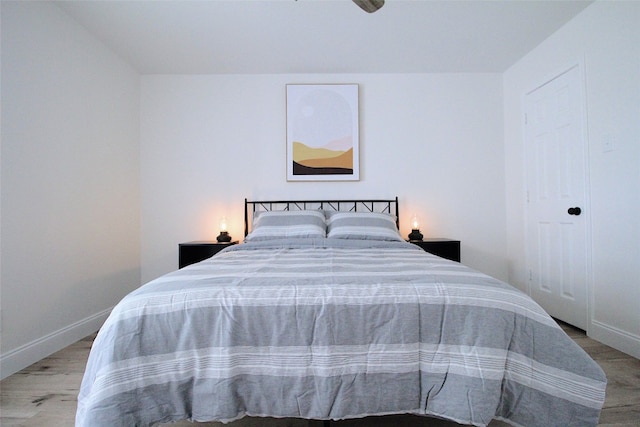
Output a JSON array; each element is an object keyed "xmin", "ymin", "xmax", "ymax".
[
  {"xmin": 408, "ymin": 214, "xmax": 423, "ymax": 241},
  {"xmin": 216, "ymin": 217, "xmax": 232, "ymax": 242}
]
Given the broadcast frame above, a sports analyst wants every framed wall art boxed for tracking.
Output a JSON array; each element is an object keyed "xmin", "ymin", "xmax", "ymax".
[{"xmin": 286, "ymin": 84, "xmax": 359, "ymax": 181}]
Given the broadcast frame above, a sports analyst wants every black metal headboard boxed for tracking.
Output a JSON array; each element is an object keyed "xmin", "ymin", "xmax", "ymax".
[{"xmin": 244, "ymin": 197, "xmax": 399, "ymax": 237}]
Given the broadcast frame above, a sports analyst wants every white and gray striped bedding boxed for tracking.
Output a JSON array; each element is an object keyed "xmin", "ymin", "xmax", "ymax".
[{"xmin": 76, "ymin": 239, "xmax": 606, "ymax": 427}]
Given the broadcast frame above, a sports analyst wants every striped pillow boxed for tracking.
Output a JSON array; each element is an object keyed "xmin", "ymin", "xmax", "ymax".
[
  {"xmin": 245, "ymin": 210, "xmax": 326, "ymax": 241},
  {"xmin": 326, "ymin": 212, "xmax": 403, "ymax": 241}
]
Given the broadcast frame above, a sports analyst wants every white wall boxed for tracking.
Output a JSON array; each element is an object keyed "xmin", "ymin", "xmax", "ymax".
[
  {"xmin": 503, "ymin": 1, "xmax": 640, "ymax": 357},
  {"xmin": 140, "ymin": 74, "xmax": 506, "ymax": 283},
  {"xmin": 0, "ymin": 1, "xmax": 141, "ymax": 378}
]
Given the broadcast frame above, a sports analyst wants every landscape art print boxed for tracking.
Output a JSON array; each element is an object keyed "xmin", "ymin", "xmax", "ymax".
[{"xmin": 286, "ymin": 84, "xmax": 359, "ymax": 181}]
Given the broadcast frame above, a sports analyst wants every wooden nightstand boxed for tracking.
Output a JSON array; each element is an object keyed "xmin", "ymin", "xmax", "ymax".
[
  {"xmin": 178, "ymin": 241, "xmax": 238, "ymax": 268},
  {"xmin": 408, "ymin": 238, "xmax": 461, "ymax": 262}
]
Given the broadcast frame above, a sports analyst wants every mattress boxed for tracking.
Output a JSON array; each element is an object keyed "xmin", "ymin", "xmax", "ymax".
[{"xmin": 76, "ymin": 238, "xmax": 606, "ymax": 427}]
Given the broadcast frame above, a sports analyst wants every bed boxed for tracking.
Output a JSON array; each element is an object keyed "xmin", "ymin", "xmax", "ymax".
[{"xmin": 76, "ymin": 198, "xmax": 606, "ymax": 427}]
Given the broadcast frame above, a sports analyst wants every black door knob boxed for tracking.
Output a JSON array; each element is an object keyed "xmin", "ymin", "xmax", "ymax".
[{"xmin": 568, "ymin": 207, "xmax": 582, "ymax": 216}]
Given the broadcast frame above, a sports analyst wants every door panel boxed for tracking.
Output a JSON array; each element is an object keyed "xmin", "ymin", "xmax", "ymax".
[{"xmin": 525, "ymin": 65, "xmax": 589, "ymax": 330}]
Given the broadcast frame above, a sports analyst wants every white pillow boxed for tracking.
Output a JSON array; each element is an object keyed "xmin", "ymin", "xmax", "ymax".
[
  {"xmin": 245, "ymin": 210, "xmax": 326, "ymax": 241},
  {"xmin": 326, "ymin": 212, "xmax": 403, "ymax": 241}
]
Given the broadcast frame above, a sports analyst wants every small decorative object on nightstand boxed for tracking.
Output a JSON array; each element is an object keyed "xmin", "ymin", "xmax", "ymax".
[
  {"xmin": 409, "ymin": 238, "xmax": 461, "ymax": 262},
  {"xmin": 407, "ymin": 214, "xmax": 423, "ymax": 242},
  {"xmin": 216, "ymin": 217, "xmax": 232, "ymax": 242},
  {"xmin": 179, "ymin": 241, "xmax": 238, "ymax": 268}
]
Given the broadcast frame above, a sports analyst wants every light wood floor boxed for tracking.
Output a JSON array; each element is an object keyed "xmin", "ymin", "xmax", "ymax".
[{"xmin": 1, "ymin": 322, "xmax": 638, "ymax": 426}]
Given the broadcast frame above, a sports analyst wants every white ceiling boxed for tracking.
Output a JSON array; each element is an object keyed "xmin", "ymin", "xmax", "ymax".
[{"xmin": 55, "ymin": 0, "xmax": 594, "ymax": 74}]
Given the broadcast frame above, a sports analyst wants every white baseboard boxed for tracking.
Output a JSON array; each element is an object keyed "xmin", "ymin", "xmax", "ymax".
[
  {"xmin": 0, "ymin": 308, "xmax": 112, "ymax": 380},
  {"xmin": 589, "ymin": 319, "xmax": 640, "ymax": 359}
]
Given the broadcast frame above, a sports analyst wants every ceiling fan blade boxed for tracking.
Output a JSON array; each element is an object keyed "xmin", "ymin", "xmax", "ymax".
[{"xmin": 353, "ymin": 0, "xmax": 385, "ymax": 13}]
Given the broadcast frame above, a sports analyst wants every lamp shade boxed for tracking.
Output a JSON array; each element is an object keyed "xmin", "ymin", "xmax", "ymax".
[{"xmin": 410, "ymin": 214, "xmax": 420, "ymax": 230}]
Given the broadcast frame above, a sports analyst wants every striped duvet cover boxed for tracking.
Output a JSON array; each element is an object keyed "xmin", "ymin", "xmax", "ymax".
[{"xmin": 76, "ymin": 239, "xmax": 606, "ymax": 427}]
